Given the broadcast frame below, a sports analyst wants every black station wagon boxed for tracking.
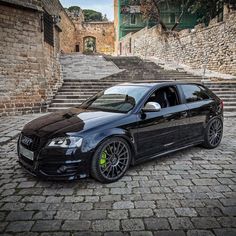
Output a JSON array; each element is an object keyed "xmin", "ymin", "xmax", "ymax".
[{"xmin": 18, "ymin": 82, "xmax": 224, "ymax": 183}]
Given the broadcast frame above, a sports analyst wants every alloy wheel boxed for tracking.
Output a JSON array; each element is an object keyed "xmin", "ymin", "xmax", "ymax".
[
  {"xmin": 208, "ymin": 119, "xmax": 223, "ymax": 147},
  {"xmin": 98, "ymin": 141, "xmax": 130, "ymax": 180}
]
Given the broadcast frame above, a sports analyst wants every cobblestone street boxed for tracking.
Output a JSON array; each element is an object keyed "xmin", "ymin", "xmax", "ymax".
[{"xmin": 0, "ymin": 117, "xmax": 235, "ymax": 236}]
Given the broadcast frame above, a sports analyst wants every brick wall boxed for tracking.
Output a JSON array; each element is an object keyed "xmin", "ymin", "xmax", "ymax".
[
  {"xmin": 0, "ymin": 5, "xmax": 45, "ymax": 116},
  {"xmin": 0, "ymin": 0, "xmax": 76, "ymax": 116},
  {"xmin": 60, "ymin": 9, "xmax": 76, "ymax": 53},
  {"xmin": 0, "ymin": 0, "xmax": 42, "ymax": 10},
  {"xmin": 119, "ymin": 11, "xmax": 236, "ymax": 76},
  {"xmin": 42, "ymin": 0, "xmax": 76, "ymax": 53}
]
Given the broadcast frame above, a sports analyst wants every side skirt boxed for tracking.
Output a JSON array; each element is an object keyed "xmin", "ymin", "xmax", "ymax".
[{"xmin": 134, "ymin": 140, "xmax": 204, "ymax": 165}]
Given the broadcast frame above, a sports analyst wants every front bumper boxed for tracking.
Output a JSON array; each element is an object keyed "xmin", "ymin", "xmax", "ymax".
[{"xmin": 18, "ymin": 141, "xmax": 92, "ymax": 181}]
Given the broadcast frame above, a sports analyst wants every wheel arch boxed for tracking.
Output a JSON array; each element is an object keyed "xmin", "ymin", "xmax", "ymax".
[{"xmin": 84, "ymin": 128, "xmax": 136, "ymax": 165}]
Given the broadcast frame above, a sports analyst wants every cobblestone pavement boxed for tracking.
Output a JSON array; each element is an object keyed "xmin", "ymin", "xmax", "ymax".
[
  {"xmin": 0, "ymin": 117, "xmax": 235, "ymax": 236},
  {"xmin": 0, "ymin": 114, "xmax": 47, "ymax": 145}
]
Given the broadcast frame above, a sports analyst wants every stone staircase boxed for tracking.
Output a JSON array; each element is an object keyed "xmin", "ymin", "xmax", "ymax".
[
  {"xmin": 60, "ymin": 53, "xmax": 122, "ymax": 80},
  {"xmin": 202, "ymin": 80, "xmax": 236, "ymax": 113},
  {"xmin": 48, "ymin": 55, "xmax": 236, "ymax": 114}
]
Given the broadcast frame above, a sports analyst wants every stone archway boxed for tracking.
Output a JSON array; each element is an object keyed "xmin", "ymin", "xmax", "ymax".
[{"xmin": 83, "ymin": 36, "xmax": 96, "ymax": 53}]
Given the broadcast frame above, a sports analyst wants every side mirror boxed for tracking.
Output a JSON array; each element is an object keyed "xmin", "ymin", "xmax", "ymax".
[{"xmin": 142, "ymin": 102, "xmax": 161, "ymax": 112}]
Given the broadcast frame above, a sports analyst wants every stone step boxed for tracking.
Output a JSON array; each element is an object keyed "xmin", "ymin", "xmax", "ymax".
[
  {"xmin": 223, "ymin": 102, "xmax": 236, "ymax": 106},
  {"xmin": 54, "ymin": 95, "xmax": 94, "ymax": 99},
  {"xmin": 63, "ymin": 81, "xmax": 118, "ymax": 84},
  {"xmin": 224, "ymin": 106, "xmax": 236, "ymax": 112},
  {"xmin": 48, "ymin": 107, "xmax": 72, "ymax": 112},
  {"xmin": 61, "ymin": 85, "xmax": 112, "ymax": 89},
  {"xmin": 210, "ymin": 89, "xmax": 236, "ymax": 92},
  {"xmin": 219, "ymin": 98, "xmax": 236, "ymax": 102},
  {"xmin": 217, "ymin": 95, "xmax": 236, "ymax": 98},
  {"xmin": 50, "ymin": 103, "xmax": 82, "ymax": 108},
  {"xmin": 52, "ymin": 99, "xmax": 90, "ymax": 103},
  {"xmin": 60, "ymin": 88, "xmax": 108, "ymax": 92},
  {"xmin": 206, "ymin": 84, "xmax": 236, "ymax": 88},
  {"xmin": 208, "ymin": 87, "xmax": 236, "ymax": 90},
  {"xmin": 55, "ymin": 92, "xmax": 96, "ymax": 96},
  {"xmin": 212, "ymin": 91, "xmax": 236, "ymax": 95}
]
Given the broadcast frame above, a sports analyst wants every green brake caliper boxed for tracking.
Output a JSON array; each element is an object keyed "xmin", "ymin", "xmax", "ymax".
[{"xmin": 99, "ymin": 151, "xmax": 107, "ymax": 166}]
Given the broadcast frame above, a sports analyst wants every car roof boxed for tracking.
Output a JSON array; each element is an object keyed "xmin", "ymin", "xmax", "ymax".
[{"xmin": 117, "ymin": 81, "xmax": 203, "ymax": 88}]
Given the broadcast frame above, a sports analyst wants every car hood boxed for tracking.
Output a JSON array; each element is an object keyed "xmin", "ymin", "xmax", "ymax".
[{"xmin": 23, "ymin": 108, "xmax": 126, "ymax": 138}]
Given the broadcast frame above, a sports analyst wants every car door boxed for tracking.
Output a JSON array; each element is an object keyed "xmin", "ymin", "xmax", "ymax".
[
  {"xmin": 179, "ymin": 84, "xmax": 215, "ymax": 143},
  {"xmin": 136, "ymin": 85, "xmax": 189, "ymax": 160}
]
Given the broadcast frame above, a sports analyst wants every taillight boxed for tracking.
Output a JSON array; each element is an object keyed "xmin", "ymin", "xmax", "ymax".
[{"xmin": 220, "ymin": 100, "xmax": 224, "ymax": 110}]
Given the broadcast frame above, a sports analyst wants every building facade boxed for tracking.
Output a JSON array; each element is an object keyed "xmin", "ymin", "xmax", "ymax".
[
  {"xmin": 67, "ymin": 9, "xmax": 115, "ymax": 55},
  {"xmin": 114, "ymin": 0, "xmax": 200, "ymax": 54},
  {"xmin": 115, "ymin": 0, "xmax": 199, "ymax": 40}
]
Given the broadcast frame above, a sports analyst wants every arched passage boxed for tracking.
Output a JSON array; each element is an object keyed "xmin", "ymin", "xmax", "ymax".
[{"xmin": 83, "ymin": 36, "xmax": 96, "ymax": 53}]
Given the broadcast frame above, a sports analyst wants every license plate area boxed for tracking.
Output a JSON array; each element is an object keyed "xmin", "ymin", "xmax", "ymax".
[{"xmin": 19, "ymin": 144, "xmax": 34, "ymax": 161}]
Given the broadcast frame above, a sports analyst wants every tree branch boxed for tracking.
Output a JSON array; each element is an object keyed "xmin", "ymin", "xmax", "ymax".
[{"xmin": 171, "ymin": 0, "xmax": 191, "ymax": 31}]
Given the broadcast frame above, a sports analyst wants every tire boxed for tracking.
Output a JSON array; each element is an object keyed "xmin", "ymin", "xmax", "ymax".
[
  {"xmin": 202, "ymin": 118, "xmax": 223, "ymax": 149},
  {"xmin": 91, "ymin": 137, "xmax": 131, "ymax": 183}
]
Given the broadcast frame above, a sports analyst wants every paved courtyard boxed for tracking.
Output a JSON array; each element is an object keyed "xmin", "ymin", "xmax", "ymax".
[{"xmin": 0, "ymin": 116, "xmax": 235, "ymax": 236}]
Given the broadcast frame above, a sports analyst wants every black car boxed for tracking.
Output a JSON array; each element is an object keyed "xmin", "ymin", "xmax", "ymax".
[{"xmin": 18, "ymin": 82, "xmax": 224, "ymax": 183}]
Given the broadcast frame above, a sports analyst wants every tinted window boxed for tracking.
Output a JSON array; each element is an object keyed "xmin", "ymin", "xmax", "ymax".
[
  {"xmin": 146, "ymin": 86, "xmax": 180, "ymax": 108},
  {"xmin": 82, "ymin": 85, "xmax": 150, "ymax": 113},
  {"xmin": 182, "ymin": 85, "xmax": 210, "ymax": 103}
]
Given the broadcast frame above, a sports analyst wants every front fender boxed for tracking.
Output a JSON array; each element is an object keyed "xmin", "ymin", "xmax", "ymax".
[{"xmin": 81, "ymin": 128, "xmax": 136, "ymax": 161}]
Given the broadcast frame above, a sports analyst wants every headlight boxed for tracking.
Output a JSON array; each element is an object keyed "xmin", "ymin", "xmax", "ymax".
[{"xmin": 47, "ymin": 137, "xmax": 83, "ymax": 148}]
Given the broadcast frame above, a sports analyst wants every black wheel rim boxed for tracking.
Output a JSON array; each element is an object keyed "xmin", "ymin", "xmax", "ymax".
[
  {"xmin": 99, "ymin": 141, "xmax": 129, "ymax": 180},
  {"xmin": 208, "ymin": 119, "xmax": 223, "ymax": 146}
]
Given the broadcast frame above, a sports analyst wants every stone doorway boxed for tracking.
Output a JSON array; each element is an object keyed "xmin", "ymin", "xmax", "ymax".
[
  {"xmin": 75, "ymin": 44, "xmax": 80, "ymax": 52},
  {"xmin": 83, "ymin": 36, "xmax": 96, "ymax": 53}
]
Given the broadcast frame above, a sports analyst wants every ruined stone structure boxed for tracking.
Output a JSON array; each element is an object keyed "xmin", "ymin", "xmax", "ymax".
[
  {"xmin": 118, "ymin": 9, "xmax": 236, "ymax": 76},
  {"xmin": 67, "ymin": 10, "xmax": 115, "ymax": 55}
]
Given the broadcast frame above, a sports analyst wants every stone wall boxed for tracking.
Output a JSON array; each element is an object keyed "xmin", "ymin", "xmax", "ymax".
[
  {"xmin": 59, "ymin": 9, "xmax": 76, "ymax": 53},
  {"xmin": 43, "ymin": 0, "xmax": 76, "ymax": 53},
  {"xmin": 74, "ymin": 21, "xmax": 115, "ymax": 55},
  {"xmin": 0, "ymin": 0, "xmax": 76, "ymax": 116},
  {"xmin": 119, "ymin": 11, "xmax": 236, "ymax": 76},
  {"xmin": 0, "ymin": 0, "xmax": 42, "ymax": 10},
  {"xmin": 0, "ymin": 5, "xmax": 45, "ymax": 116}
]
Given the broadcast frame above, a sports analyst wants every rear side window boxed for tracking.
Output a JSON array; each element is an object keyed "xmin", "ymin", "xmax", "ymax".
[{"xmin": 181, "ymin": 85, "xmax": 210, "ymax": 103}]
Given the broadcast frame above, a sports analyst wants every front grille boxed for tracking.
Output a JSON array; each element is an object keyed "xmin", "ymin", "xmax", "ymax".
[{"xmin": 21, "ymin": 134, "xmax": 41, "ymax": 151}]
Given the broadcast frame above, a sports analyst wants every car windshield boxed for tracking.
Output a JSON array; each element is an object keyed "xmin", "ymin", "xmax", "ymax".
[{"xmin": 82, "ymin": 85, "xmax": 150, "ymax": 113}]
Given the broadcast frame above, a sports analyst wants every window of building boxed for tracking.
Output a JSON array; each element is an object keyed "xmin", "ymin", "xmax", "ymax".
[
  {"xmin": 130, "ymin": 14, "xmax": 136, "ymax": 25},
  {"xmin": 170, "ymin": 13, "xmax": 176, "ymax": 23},
  {"xmin": 43, "ymin": 11, "xmax": 54, "ymax": 46},
  {"xmin": 181, "ymin": 85, "xmax": 210, "ymax": 103}
]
